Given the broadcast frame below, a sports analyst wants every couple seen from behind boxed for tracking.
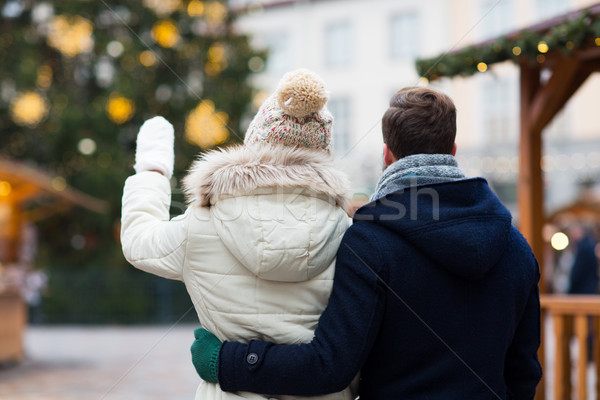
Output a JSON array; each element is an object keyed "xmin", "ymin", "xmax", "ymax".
[{"xmin": 120, "ymin": 69, "xmax": 542, "ymax": 400}]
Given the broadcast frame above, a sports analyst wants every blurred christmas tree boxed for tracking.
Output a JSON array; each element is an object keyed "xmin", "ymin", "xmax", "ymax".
[{"xmin": 0, "ymin": 0, "xmax": 265, "ymax": 321}]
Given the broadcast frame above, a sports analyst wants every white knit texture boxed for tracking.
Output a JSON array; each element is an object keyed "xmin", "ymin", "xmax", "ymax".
[{"xmin": 134, "ymin": 116, "xmax": 175, "ymax": 179}]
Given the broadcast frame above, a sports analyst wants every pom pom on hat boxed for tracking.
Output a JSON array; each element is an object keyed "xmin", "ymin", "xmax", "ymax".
[
  {"xmin": 244, "ymin": 68, "xmax": 333, "ymax": 151},
  {"xmin": 276, "ymin": 69, "xmax": 329, "ymax": 118}
]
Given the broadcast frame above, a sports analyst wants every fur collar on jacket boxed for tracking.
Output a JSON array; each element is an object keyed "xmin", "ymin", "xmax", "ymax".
[{"xmin": 183, "ymin": 144, "xmax": 352, "ymax": 211}]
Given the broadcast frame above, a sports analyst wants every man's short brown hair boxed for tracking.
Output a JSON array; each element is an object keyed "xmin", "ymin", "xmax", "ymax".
[{"xmin": 382, "ymin": 86, "xmax": 456, "ymax": 159}]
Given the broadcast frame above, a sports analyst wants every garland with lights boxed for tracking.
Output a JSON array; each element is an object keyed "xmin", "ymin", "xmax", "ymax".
[{"xmin": 416, "ymin": 10, "xmax": 600, "ymax": 80}]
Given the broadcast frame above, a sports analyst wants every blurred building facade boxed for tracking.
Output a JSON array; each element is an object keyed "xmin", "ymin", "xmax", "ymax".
[{"xmin": 230, "ymin": 0, "xmax": 600, "ymax": 216}]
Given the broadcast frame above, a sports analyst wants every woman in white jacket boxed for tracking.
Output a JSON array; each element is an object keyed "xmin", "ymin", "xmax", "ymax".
[{"xmin": 121, "ymin": 69, "xmax": 354, "ymax": 400}]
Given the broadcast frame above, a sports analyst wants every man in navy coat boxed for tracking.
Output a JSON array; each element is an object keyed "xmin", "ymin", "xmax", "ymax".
[{"xmin": 191, "ymin": 87, "xmax": 542, "ymax": 399}]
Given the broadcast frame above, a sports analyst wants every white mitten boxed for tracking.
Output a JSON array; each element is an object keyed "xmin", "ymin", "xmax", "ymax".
[{"xmin": 134, "ymin": 116, "xmax": 174, "ymax": 179}]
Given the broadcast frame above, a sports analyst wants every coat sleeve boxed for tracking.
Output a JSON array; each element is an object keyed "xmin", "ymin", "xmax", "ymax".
[
  {"xmin": 120, "ymin": 171, "xmax": 188, "ymax": 281},
  {"xmin": 217, "ymin": 225, "xmax": 387, "ymax": 396},
  {"xmin": 504, "ymin": 269, "xmax": 543, "ymax": 400}
]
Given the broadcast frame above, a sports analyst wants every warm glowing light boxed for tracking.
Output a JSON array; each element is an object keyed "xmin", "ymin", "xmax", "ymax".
[
  {"xmin": 188, "ymin": 0, "xmax": 205, "ymax": 17},
  {"xmin": 477, "ymin": 62, "xmax": 487, "ymax": 72},
  {"xmin": 205, "ymin": 42, "xmax": 227, "ymax": 76},
  {"xmin": 37, "ymin": 65, "xmax": 53, "ymax": 89},
  {"xmin": 205, "ymin": 1, "xmax": 227, "ymax": 24},
  {"xmin": 143, "ymin": 0, "xmax": 182, "ymax": 16},
  {"xmin": 10, "ymin": 91, "xmax": 49, "ymax": 127},
  {"xmin": 52, "ymin": 176, "xmax": 67, "ymax": 192},
  {"xmin": 208, "ymin": 42, "xmax": 225, "ymax": 62},
  {"xmin": 185, "ymin": 100, "xmax": 230, "ymax": 149},
  {"xmin": 537, "ymin": 41, "xmax": 549, "ymax": 53},
  {"xmin": 78, "ymin": 138, "xmax": 97, "ymax": 155},
  {"xmin": 151, "ymin": 20, "xmax": 181, "ymax": 48},
  {"xmin": 139, "ymin": 50, "xmax": 157, "ymax": 67},
  {"xmin": 512, "ymin": 46, "xmax": 521, "ymax": 56},
  {"xmin": 0, "ymin": 181, "xmax": 11, "ymax": 197},
  {"xmin": 596, "ymin": 38, "xmax": 600, "ymax": 46},
  {"xmin": 106, "ymin": 93, "xmax": 135, "ymax": 124},
  {"xmin": 47, "ymin": 15, "xmax": 94, "ymax": 57},
  {"xmin": 551, "ymin": 232, "xmax": 569, "ymax": 251}
]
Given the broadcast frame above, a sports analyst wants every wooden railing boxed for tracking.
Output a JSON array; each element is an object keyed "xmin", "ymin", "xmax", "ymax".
[{"xmin": 540, "ymin": 295, "xmax": 600, "ymax": 400}]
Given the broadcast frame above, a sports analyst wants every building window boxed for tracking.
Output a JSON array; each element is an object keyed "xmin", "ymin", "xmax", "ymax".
[
  {"xmin": 390, "ymin": 11, "xmax": 419, "ymax": 60},
  {"xmin": 480, "ymin": 0, "xmax": 514, "ymax": 39},
  {"xmin": 324, "ymin": 22, "xmax": 352, "ymax": 68},
  {"xmin": 481, "ymin": 77, "xmax": 518, "ymax": 144},
  {"xmin": 535, "ymin": 0, "xmax": 571, "ymax": 21},
  {"xmin": 264, "ymin": 32, "xmax": 289, "ymax": 73},
  {"xmin": 328, "ymin": 97, "xmax": 351, "ymax": 154}
]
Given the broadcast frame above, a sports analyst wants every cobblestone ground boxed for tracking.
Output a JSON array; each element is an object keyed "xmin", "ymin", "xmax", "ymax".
[{"xmin": 0, "ymin": 325, "xmax": 200, "ymax": 400}]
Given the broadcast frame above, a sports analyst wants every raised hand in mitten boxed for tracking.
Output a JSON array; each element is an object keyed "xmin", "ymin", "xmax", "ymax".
[{"xmin": 134, "ymin": 116, "xmax": 174, "ymax": 179}]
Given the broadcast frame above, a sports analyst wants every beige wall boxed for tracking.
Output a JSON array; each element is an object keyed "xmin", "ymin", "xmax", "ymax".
[{"xmin": 234, "ymin": 0, "xmax": 600, "ymax": 205}]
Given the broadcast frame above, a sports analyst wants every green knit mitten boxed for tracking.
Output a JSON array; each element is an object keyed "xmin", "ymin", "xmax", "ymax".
[{"xmin": 191, "ymin": 328, "xmax": 222, "ymax": 383}]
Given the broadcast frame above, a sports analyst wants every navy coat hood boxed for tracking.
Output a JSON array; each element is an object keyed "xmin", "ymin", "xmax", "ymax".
[{"xmin": 355, "ymin": 178, "xmax": 513, "ymax": 280}]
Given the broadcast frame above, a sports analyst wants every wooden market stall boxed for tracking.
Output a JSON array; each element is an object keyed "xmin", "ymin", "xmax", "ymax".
[
  {"xmin": 416, "ymin": 3, "xmax": 600, "ymax": 399},
  {"xmin": 0, "ymin": 157, "xmax": 107, "ymax": 363}
]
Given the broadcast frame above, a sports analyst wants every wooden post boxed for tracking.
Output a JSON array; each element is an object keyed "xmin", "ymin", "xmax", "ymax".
[
  {"xmin": 520, "ymin": 62, "xmax": 546, "ymax": 400},
  {"xmin": 554, "ymin": 314, "xmax": 573, "ymax": 400},
  {"xmin": 518, "ymin": 61, "xmax": 544, "ymax": 280},
  {"xmin": 596, "ymin": 317, "xmax": 600, "ymax": 396},
  {"xmin": 575, "ymin": 315, "xmax": 589, "ymax": 400}
]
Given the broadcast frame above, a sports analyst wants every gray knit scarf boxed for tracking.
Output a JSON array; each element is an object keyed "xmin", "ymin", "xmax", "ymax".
[{"xmin": 371, "ymin": 154, "xmax": 467, "ymax": 201}]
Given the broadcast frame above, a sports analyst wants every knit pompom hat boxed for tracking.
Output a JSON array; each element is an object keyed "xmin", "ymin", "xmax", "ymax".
[{"xmin": 244, "ymin": 69, "xmax": 333, "ymax": 151}]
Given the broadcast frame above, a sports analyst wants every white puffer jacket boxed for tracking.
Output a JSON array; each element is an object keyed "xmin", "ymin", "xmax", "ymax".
[{"xmin": 121, "ymin": 144, "xmax": 354, "ymax": 400}]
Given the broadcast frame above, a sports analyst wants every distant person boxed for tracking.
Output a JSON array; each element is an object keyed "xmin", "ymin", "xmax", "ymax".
[
  {"xmin": 121, "ymin": 69, "xmax": 355, "ymax": 400},
  {"xmin": 191, "ymin": 87, "xmax": 543, "ymax": 399},
  {"xmin": 567, "ymin": 224, "xmax": 599, "ymax": 295}
]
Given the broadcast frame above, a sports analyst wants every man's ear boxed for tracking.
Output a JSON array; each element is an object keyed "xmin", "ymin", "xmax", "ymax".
[
  {"xmin": 383, "ymin": 143, "xmax": 397, "ymax": 166},
  {"xmin": 451, "ymin": 142, "xmax": 457, "ymax": 156}
]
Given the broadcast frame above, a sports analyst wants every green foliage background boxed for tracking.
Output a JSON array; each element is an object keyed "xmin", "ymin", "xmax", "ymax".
[{"xmin": 0, "ymin": 0, "xmax": 265, "ymax": 323}]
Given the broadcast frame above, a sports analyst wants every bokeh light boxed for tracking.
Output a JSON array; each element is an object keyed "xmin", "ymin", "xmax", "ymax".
[
  {"xmin": 51, "ymin": 176, "xmax": 67, "ymax": 192},
  {"xmin": 105, "ymin": 93, "xmax": 135, "ymax": 124},
  {"xmin": 551, "ymin": 232, "xmax": 569, "ymax": 251},
  {"xmin": 106, "ymin": 41, "xmax": 124, "ymax": 58},
  {"xmin": 139, "ymin": 50, "xmax": 157, "ymax": 67},
  {"xmin": 188, "ymin": 0, "xmax": 205, "ymax": 17},
  {"xmin": 185, "ymin": 100, "xmax": 230, "ymax": 149},
  {"xmin": 248, "ymin": 56, "xmax": 264, "ymax": 72},
  {"xmin": 9, "ymin": 91, "xmax": 49, "ymax": 127},
  {"xmin": 47, "ymin": 15, "xmax": 94, "ymax": 57},
  {"xmin": 205, "ymin": 1, "xmax": 228, "ymax": 25},
  {"xmin": 78, "ymin": 138, "xmax": 97, "ymax": 155},
  {"xmin": 151, "ymin": 20, "xmax": 181, "ymax": 48},
  {"xmin": 143, "ymin": 0, "xmax": 182, "ymax": 16},
  {"xmin": 205, "ymin": 42, "xmax": 227, "ymax": 76},
  {"xmin": 36, "ymin": 65, "xmax": 53, "ymax": 90}
]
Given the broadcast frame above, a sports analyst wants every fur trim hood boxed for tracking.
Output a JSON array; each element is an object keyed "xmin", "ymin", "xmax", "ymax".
[{"xmin": 183, "ymin": 144, "xmax": 352, "ymax": 212}]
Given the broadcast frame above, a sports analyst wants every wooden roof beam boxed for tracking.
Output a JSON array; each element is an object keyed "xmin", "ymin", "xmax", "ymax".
[{"xmin": 529, "ymin": 57, "xmax": 590, "ymax": 134}]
